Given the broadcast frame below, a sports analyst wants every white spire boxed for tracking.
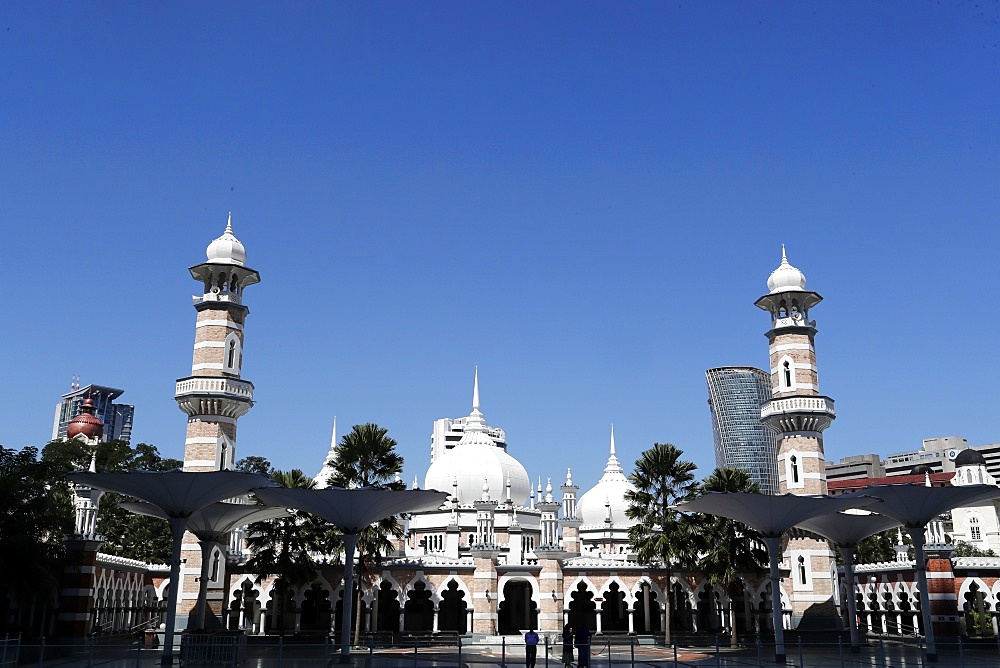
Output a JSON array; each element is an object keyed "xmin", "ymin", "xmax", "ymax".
[
  {"xmin": 313, "ymin": 417, "xmax": 338, "ymax": 489},
  {"xmin": 603, "ymin": 425, "xmax": 624, "ymax": 476},
  {"xmin": 88, "ymin": 451, "xmax": 97, "ymax": 473},
  {"xmin": 482, "ymin": 476, "xmax": 491, "ymax": 502},
  {"xmin": 412, "ymin": 476, "xmax": 419, "ymax": 490},
  {"xmin": 545, "ymin": 478, "xmax": 553, "ymax": 503},
  {"xmin": 473, "ymin": 366, "xmax": 480, "ymax": 411},
  {"xmin": 506, "ymin": 474, "xmax": 512, "ymax": 502},
  {"xmin": 566, "ymin": 468, "xmax": 573, "ymax": 486},
  {"xmin": 610, "ymin": 423, "xmax": 616, "ymax": 456},
  {"xmin": 226, "ymin": 211, "xmax": 233, "ymax": 234}
]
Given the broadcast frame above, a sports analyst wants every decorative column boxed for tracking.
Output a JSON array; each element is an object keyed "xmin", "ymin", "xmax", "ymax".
[
  {"xmin": 56, "ymin": 458, "xmax": 104, "ymax": 639},
  {"xmin": 471, "ymin": 481, "xmax": 500, "ymax": 634},
  {"xmin": 560, "ymin": 469, "xmax": 581, "ymax": 555},
  {"xmin": 535, "ymin": 480, "xmax": 566, "ymax": 633},
  {"xmin": 756, "ymin": 247, "xmax": 837, "ymax": 628},
  {"xmin": 174, "ymin": 215, "xmax": 260, "ymax": 629}
]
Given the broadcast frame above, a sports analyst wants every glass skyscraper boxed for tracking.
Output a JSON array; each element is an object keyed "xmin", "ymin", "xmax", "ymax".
[{"xmin": 705, "ymin": 366, "xmax": 779, "ymax": 495}]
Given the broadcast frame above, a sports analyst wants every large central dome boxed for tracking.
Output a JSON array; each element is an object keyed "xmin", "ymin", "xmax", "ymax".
[{"xmin": 424, "ymin": 371, "xmax": 531, "ymax": 505}]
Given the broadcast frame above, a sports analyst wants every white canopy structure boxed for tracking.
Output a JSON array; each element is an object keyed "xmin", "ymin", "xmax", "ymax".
[
  {"xmin": 252, "ymin": 486, "xmax": 449, "ymax": 659},
  {"xmin": 676, "ymin": 492, "xmax": 879, "ymax": 663},
  {"xmin": 120, "ymin": 500, "xmax": 290, "ymax": 630},
  {"xmin": 67, "ymin": 470, "xmax": 275, "ymax": 665}
]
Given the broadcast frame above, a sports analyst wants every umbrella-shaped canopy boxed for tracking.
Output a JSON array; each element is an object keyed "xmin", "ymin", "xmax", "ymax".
[
  {"xmin": 675, "ymin": 492, "xmax": 880, "ymax": 535},
  {"xmin": 839, "ymin": 483, "xmax": 1000, "ymax": 661},
  {"xmin": 66, "ymin": 469, "xmax": 276, "ymax": 662},
  {"xmin": 120, "ymin": 500, "xmax": 290, "ymax": 540},
  {"xmin": 252, "ymin": 486, "xmax": 449, "ymax": 658},
  {"xmin": 796, "ymin": 510, "xmax": 901, "ymax": 547},
  {"xmin": 253, "ymin": 486, "xmax": 449, "ymax": 532},
  {"xmin": 842, "ymin": 484, "xmax": 1000, "ymax": 527},
  {"xmin": 67, "ymin": 470, "xmax": 277, "ymax": 518}
]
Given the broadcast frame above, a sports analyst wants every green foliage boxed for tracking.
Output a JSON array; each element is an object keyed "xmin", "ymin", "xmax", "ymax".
[
  {"xmin": 953, "ymin": 541, "xmax": 998, "ymax": 558},
  {"xmin": 853, "ymin": 529, "xmax": 907, "ymax": 565},
  {"xmin": 624, "ymin": 442, "xmax": 700, "ymax": 644},
  {"xmin": 0, "ymin": 445, "xmax": 70, "ymax": 623},
  {"xmin": 235, "ymin": 456, "xmax": 274, "ymax": 476},
  {"xmin": 244, "ymin": 468, "xmax": 333, "ymax": 634},
  {"xmin": 326, "ymin": 423, "xmax": 405, "ymax": 643},
  {"xmin": 41, "ymin": 439, "xmax": 182, "ymax": 564}
]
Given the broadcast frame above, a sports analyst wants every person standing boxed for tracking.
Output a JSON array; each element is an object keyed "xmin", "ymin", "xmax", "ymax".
[
  {"xmin": 575, "ymin": 623, "xmax": 592, "ymax": 667},
  {"xmin": 524, "ymin": 628, "xmax": 540, "ymax": 668},
  {"xmin": 561, "ymin": 624, "xmax": 575, "ymax": 667}
]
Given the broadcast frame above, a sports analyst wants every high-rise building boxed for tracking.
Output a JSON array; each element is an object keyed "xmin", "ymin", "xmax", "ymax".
[
  {"xmin": 52, "ymin": 382, "xmax": 134, "ymax": 443},
  {"xmin": 705, "ymin": 366, "xmax": 779, "ymax": 495}
]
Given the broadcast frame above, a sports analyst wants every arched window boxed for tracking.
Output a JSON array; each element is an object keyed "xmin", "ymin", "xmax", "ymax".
[
  {"xmin": 798, "ymin": 556, "xmax": 807, "ymax": 584},
  {"xmin": 223, "ymin": 333, "xmax": 242, "ymax": 374},
  {"xmin": 970, "ymin": 516, "xmax": 982, "ymax": 541},
  {"xmin": 783, "ymin": 360, "xmax": 793, "ymax": 389},
  {"xmin": 790, "ymin": 455, "xmax": 799, "ymax": 484}
]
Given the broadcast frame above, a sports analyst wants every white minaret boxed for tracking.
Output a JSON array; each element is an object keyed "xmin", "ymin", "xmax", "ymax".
[
  {"xmin": 175, "ymin": 214, "xmax": 260, "ymax": 472},
  {"xmin": 755, "ymin": 246, "xmax": 837, "ymax": 626},
  {"xmin": 174, "ymin": 214, "xmax": 260, "ymax": 629},
  {"xmin": 314, "ymin": 417, "xmax": 338, "ymax": 488}
]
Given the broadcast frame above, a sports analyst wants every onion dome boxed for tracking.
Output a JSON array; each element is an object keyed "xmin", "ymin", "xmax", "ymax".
[
  {"xmin": 954, "ymin": 449, "xmax": 988, "ymax": 468},
  {"xmin": 766, "ymin": 245, "xmax": 807, "ymax": 294},
  {"xmin": 67, "ymin": 397, "xmax": 103, "ymax": 440},
  {"xmin": 577, "ymin": 425, "xmax": 637, "ymax": 528},
  {"xmin": 424, "ymin": 370, "xmax": 531, "ymax": 505},
  {"xmin": 205, "ymin": 213, "xmax": 247, "ymax": 266}
]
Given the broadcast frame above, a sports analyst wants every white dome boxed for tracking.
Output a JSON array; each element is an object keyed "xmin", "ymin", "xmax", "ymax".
[
  {"xmin": 206, "ymin": 214, "xmax": 247, "ymax": 266},
  {"xmin": 424, "ymin": 435, "xmax": 531, "ymax": 505},
  {"xmin": 423, "ymin": 370, "xmax": 531, "ymax": 505},
  {"xmin": 577, "ymin": 427, "xmax": 637, "ymax": 528},
  {"xmin": 766, "ymin": 245, "xmax": 806, "ymax": 294}
]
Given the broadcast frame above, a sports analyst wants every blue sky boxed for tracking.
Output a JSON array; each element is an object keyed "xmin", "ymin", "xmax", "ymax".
[{"xmin": 1, "ymin": 2, "xmax": 998, "ymax": 497}]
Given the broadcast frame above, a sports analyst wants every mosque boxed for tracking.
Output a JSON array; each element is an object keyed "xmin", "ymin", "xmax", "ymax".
[{"xmin": 47, "ymin": 220, "xmax": 1000, "ymax": 643}]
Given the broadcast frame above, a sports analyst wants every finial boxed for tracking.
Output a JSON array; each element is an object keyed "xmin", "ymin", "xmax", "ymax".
[
  {"xmin": 781, "ymin": 243, "xmax": 787, "ymax": 262},
  {"xmin": 610, "ymin": 424, "xmax": 616, "ymax": 455},
  {"xmin": 226, "ymin": 211, "xmax": 233, "ymax": 234},
  {"xmin": 506, "ymin": 474, "xmax": 512, "ymax": 501},
  {"xmin": 482, "ymin": 476, "xmax": 490, "ymax": 502},
  {"xmin": 546, "ymin": 477, "xmax": 553, "ymax": 502},
  {"xmin": 472, "ymin": 367, "xmax": 480, "ymax": 411},
  {"xmin": 412, "ymin": 476, "xmax": 419, "ymax": 490},
  {"xmin": 88, "ymin": 451, "xmax": 97, "ymax": 473},
  {"xmin": 566, "ymin": 468, "xmax": 573, "ymax": 485}
]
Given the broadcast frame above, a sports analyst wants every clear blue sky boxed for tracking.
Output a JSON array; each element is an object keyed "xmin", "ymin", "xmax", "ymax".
[{"xmin": 1, "ymin": 2, "xmax": 998, "ymax": 495}]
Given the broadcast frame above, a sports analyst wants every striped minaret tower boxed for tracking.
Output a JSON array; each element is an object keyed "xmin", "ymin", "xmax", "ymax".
[
  {"xmin": 174, "ymin": 214, "xmax": 260, "ymax": 627},
  {"xmin": 755, "ymin": 246, "xmax": 838, "ymax": 628}
]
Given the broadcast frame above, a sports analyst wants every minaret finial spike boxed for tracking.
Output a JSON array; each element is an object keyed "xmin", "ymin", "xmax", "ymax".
[
  {"xmin": 473, "ymin": 366, "xmax": 480, "ymax": 410},
  {"xmin": 331, "ymin": 416, "xmax": 337, "ymax": 450},
  {"xmin": 781, "ymin": 243, "xmax": 787, "ymax": 262},
  {"xmin": 226, "ymin": 211, "xmax": 233, "ymax": 234},
  {"xmin": 610, "ymin": 424, "xmax": 616, "ymax": 455}
]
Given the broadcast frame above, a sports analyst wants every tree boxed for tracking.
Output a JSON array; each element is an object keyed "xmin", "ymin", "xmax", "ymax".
[
  {"xmin": 244, "ymin": 468, "xmax": 332, "ymax": 635},
  {"xmin": 624, "ymin": 442, "xmax": 700, "ymax": 646},
  {"xmin": 0, "ymin": 445, "xmax": 71, "ymax": 636},
  {"xmin": 953, "ymin": 541, "xmax": 997, "ymax": 558},
  {"xmin": 41, "ymin": 439, "xmax": 182, "ymax": 563},
  {"xmin": 697, "ymin": 468, "xmax": 767, "ymax": 646},
  {"xmin": 236, "ymin": 456, "xmax": 274, "ymax": 476},
  {"xmin": 326, "ymin": 423, "xmax": 405, "ymax": 644},
  {"xmin": 853, "ymin": 529, "xmax": 908, "ymax": 565}
]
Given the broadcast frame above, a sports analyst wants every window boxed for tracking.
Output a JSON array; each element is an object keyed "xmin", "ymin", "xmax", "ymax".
[
  {"xmin": 798, "ymin": 556, "xmax": 807, "ymax": 584},
  {"xmin": 223, "ymin": 333, "xmax": 242, "ymax": 374},
  {"xmin": 783, "ymin": 360, "xmax": 793, "ymax": 389},
  {"xmin": 790, "ymin": 455, "xmax": 799, "ymax": 484},
  {"xmin": 970, "ymin": 516, "xmax": 982, "ymax": 541}
]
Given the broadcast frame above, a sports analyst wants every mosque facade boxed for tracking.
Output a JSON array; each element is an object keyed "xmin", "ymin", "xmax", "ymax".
[{"xmin": 38, "ymin": 220, "xmax": 1000, "ymax": 644}]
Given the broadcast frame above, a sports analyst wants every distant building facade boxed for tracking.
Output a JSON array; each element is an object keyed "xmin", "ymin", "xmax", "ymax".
[
  {"xmin": 51, "ymin": 383, "xmax": 134, "ymax": 444},
  {"xmin": 705, "ymin": 366, "xmax": 780, "ymax": 495}
]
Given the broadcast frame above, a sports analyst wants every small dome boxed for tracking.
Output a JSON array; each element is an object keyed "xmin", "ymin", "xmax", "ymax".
[
  {"xmin": 954, "ymin": 449, "xmax": 987, "ymax": 468},
  {"xmin": 206, "ymin": 214, "xmax": 247, "ymax": 266},
  {"xmin": 767, "ymin": 245, "xmax": 807, "ymax": 294},
  {"xmin": 67, "ymin": 398, "xmax": 103, "ymax": 440},
  {"xmin": 910, "ymin": 464, "xmax": 934, "ymax": 475},
  {"xmin": 577, "ymin": 426, "xmax": 637, "ymax": 528}
]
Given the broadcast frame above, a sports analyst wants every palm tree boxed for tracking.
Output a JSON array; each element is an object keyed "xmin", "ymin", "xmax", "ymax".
[
  {"xmin": 697, "ymin": 467, "xmax": 767, "ymax": 647},
  {"xmin": 624, "ymin": 442, "xmax": 700, "ymax": 646},
  {"xmin": 244, "ymin": 469, "xmax": 330, "ymax": 635},
  {"xmin": 325, "ymin": 423, "xmax": 405, "ymax": 644}
]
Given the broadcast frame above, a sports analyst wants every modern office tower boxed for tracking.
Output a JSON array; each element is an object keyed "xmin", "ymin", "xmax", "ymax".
[
  {"xmin": 52, "ymin": 382, "xmax": 134, "ymax": 443},
  {"xmin": 705, "ymin": 366, "xmax": 779, "ymax": 495},
  {"xmin": 755, "ymin": 246, "xmax": 837, "ymax": 628}
]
